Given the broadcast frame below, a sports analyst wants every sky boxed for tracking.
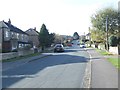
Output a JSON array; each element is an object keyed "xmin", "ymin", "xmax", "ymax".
[{"xmin": 0, "ymin": 0, "xmax": 119, "ymax": 36}]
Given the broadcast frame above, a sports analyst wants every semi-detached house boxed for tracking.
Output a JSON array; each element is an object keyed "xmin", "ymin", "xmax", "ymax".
[
  {"xmin": 0, "ymin": 19, "xmax": 31, "ymax": 52},
  {"xmin": 25, "ymin": 28, "xmax": 39, "ymax": 48}
]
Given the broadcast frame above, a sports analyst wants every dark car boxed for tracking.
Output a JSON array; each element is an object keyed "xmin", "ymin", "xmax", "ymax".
[{"xmin": 54, "ymin": 44, "xmax": 64, "ymax": 52}]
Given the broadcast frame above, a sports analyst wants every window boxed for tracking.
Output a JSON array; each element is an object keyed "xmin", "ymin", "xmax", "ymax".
[
  {"xmin": 17, "ymin": 33, "xmax": 19, "ymax": 39},
  {"xmin": 11, "ymin": 32, "xmax": 14, "ymax": 38},
  {"xmin": 5, "ymin": 31, "xmax": 9, "ymax": 37},
  {"xmin": 21, "ymin": 34, "xmax": 24, "ymax": 40}
]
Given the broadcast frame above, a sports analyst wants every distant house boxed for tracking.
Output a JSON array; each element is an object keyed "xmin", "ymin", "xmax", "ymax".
[
  {"xmin": 85, "ymin": 33, "xmax": 91, "ymax": 40},
  {"xmin": 73, "ymin": 34, "xmax": 79, "ymax": 40},
  {"xmin": 65, "ymin": 36, "xmax": 73, "ymax": 40},
  {"xmin": 0, "ymin": 19, "xmax": 31, "ymax": 52},
  {"xmin": 25, "ymin": 28, "xmax": 39, "ymax": 48},
  {"xmin": 80, "ymin": 35, "xmax": 86, "ymax": 40}
]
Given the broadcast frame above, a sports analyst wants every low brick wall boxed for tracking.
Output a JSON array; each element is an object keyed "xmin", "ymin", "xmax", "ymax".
[
  {"xmin": 1, "ymin": 52, "xmax": 18, "ymax": 60},
  {"xmin": 109, "ymin": 46, "xmax": 118, "ymax": 55},
  {"xmin": 98, "ymin": 44, "xmax": 106, "ymax": 50},
  {"xmin": 18, "ymin": 50, "xmax": 34, "ymax": 56},
  {"xmin": 1, "ymin": 49, "xmax": 34, "ymax": 61},
  {"xmin": 91, "ymin": 44, "xmax": 95, "ymax": 48},
  {"xmin": 0, "ymin": 47, "xmax": 53, "ymax": 61}
]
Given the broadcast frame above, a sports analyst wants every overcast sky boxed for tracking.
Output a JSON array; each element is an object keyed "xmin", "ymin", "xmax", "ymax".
[{"xmin": 0, "ymin": 0, "xmax": 118, "ymax": 36}]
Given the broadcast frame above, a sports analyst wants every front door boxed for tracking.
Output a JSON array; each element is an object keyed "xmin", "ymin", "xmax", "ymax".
[{"xmin": 11, "ymin": 40, "xmax": 18, "ymax": 51}]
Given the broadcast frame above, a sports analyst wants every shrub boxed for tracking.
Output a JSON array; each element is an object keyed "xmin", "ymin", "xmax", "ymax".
[
  {"xmin": 109, "ymin": 35, "xmax": 118, "ymax": 46},
  {"xmin": 24, "ymin": 45, "xmax": 32, "ymax": 50}
]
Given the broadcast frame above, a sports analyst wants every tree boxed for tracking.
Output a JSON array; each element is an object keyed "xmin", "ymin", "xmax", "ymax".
[
  {"xmin": 54, "ymin": 34, "xmax": 64, "ymax": 44},
  {"xmin": 90, "ymin": 7, "xmax": 118, "ymax": 49},
  {"xmin": 73, "ymin": 32, "xmax": 79, "ymax": 40},
  {"xmin": 109, "ymin": 35, "xmax": 118, "ymax": 46},
  {"xmin": 47, "ymin": 33, "xmax": 55, "ymax": 47},
  {"xmin": 90, "ymin": 28, "xmax": 106, "ymax": 44},
  {"xmin": 39, "ymin": 24, "xmax": 49, "ymax": 51},
  {"xmin": 91, "ymin": 7, "xmax": 118, "ymax": 35}
]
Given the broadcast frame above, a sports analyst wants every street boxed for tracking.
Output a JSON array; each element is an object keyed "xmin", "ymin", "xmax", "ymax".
[
  {"xmin": 0, "ymin": 1, "xmax": 119, "ymax": 89},
  {"xmin": 2, "ymin": 45, "xmax": 90, "ymax": 88}
]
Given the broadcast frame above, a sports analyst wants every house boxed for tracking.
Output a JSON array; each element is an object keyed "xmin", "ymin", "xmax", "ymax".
[
  {"xmin": 0, "ymin": 19, "xmax": 31, "ymax": 52},
  {"xmin": 85, "ymin": 33, "xmax": 91, "ymax": 40},
  {"xmin": 25, "ymin": 28, "xmax": 39, "ymax": 48}
]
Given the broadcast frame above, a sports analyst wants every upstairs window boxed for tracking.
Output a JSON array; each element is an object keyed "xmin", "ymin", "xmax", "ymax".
[
  {"xmin": 5, "ymin": 31, "xmax": 9, "ymax": 38},
  {"xmin": 17, "ymin": 33, "xmax": 19, "ymax": 39}
]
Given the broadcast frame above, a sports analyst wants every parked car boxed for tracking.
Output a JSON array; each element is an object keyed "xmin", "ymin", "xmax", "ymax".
[
  {"xmin": 67, "ymin": 43, "xmax": 72, "ymax": 47},
  {"xmin": 80, "ymin": 43, "xmax": 86, "ymax": 48},
  {"xmin": 54, "ymin": 44, "xmax": 64, "ymax": 52}
]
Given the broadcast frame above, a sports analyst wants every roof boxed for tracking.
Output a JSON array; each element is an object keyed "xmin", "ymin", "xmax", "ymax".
[
  {"xmin": 86, "ymin": 33, "xmax": 91, "ymax": 36},
  {"xmin": 25, "ymin": 28, "xmax": 39, "ymax": 36},
  {"xmin": 0, "ymin": 21, "xmax": 9, "ymax": 29},
  {"xmin": 3, "ymin": 21, "xmax": 28, "ymax": 35}
]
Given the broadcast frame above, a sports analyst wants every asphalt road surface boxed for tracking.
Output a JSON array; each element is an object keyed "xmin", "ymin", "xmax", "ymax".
[{"xmin": 2, "ymin": 45, "xmax": 90, "ymax": 88}]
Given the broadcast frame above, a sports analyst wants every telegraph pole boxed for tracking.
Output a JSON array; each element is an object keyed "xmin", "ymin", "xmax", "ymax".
[
  {"xmin": 89, "ymin": 27, "xmax": 91, "ymax": 47},
  {"xmin": 106, "ymin": 16, "xmax": 109, "ymax": 51}
]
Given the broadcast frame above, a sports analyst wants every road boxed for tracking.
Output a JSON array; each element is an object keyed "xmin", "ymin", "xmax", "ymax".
[{"xmin": 2, "ymin": 45, "xmax": 90, "ymax": 88}]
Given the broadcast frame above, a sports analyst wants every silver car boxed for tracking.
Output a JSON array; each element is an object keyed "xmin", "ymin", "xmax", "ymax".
[{"xmin": 54, "ymin": 44, "xmax": 64, "ymax": 52}]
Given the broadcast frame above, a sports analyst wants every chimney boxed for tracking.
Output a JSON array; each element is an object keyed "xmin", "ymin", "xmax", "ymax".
[
  {"xmin": 8, "ymin": 18, "xmax": 11, "ymax": 25},
  {"xmin": 34, "ymin": 27, "xmax": 36, "ymax": 31}
]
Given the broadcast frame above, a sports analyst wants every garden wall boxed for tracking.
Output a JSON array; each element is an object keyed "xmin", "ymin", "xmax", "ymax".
[
  {"xmin": 1, "ymin": 49, "xmax": 34, "ymax": 61},
  {"xmin": 109, "ymin": 46, "xmax": 119, "ymax": 55}
]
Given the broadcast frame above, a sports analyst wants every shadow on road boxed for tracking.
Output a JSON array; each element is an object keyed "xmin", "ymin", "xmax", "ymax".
[{"xmin": 2, "ymin": 51, "xmax": 89, "ymax": 88}]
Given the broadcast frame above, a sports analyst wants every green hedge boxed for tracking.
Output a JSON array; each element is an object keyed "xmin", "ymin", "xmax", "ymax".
[{"xmin": 109, "ymin": 35, "xmax": 118, "ymax": 46}]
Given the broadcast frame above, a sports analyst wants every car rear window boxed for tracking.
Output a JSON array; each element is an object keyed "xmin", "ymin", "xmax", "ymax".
[{"xmin": 56, "ymin": 45, "xmax": 62, "ymax": 47}]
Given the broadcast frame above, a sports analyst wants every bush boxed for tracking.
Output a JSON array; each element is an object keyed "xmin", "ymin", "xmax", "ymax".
[
  {"xmin": 2, "ymin": 49, "xmax": 11, "ymax": 53},
  {"xmin": 24, "ymin": 45, "xmax": 32, "ymax": 50},
  {"xmin": 109, "ymin": 35, "xmax": 118, "ymax": 46},
  {"xmin": 0, "ymin": 49, "xmax": 2, "ymax": 53},
  {"xmin": 12, "ymin": 49, "xmax": 18, "ymax": 52}
]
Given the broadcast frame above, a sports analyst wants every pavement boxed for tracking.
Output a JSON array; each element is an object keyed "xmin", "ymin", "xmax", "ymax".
[{"xmin": 86, "ymin": 48, "xmax": 118, "ymax": 88}]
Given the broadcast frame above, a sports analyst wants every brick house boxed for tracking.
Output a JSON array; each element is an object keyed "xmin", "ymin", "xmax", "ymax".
[
  {"xmin": 25, "ymin": 28, "xmax": 40, "ymax": 48},
  {"xmin": 0, "ymin": 19, "xmax": 31, "ymax": 52}
]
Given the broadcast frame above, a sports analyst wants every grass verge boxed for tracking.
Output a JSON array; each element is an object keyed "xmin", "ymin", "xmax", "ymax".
[
  {"xmin": 95, "ymin": 48, "xmax": 113, "ymax": 55},
  {"xmin": 107, "ymin": 58, "xmax": 119, "ymax": 69},
  {"xmin": 95, "ymin": 48, "xmax": 119, "ymax": 69}
]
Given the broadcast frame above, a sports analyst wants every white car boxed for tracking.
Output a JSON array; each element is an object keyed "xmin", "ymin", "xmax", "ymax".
[{"xmin": 80, "ymin": 43, "xmax": 86, "ymax": 48}]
